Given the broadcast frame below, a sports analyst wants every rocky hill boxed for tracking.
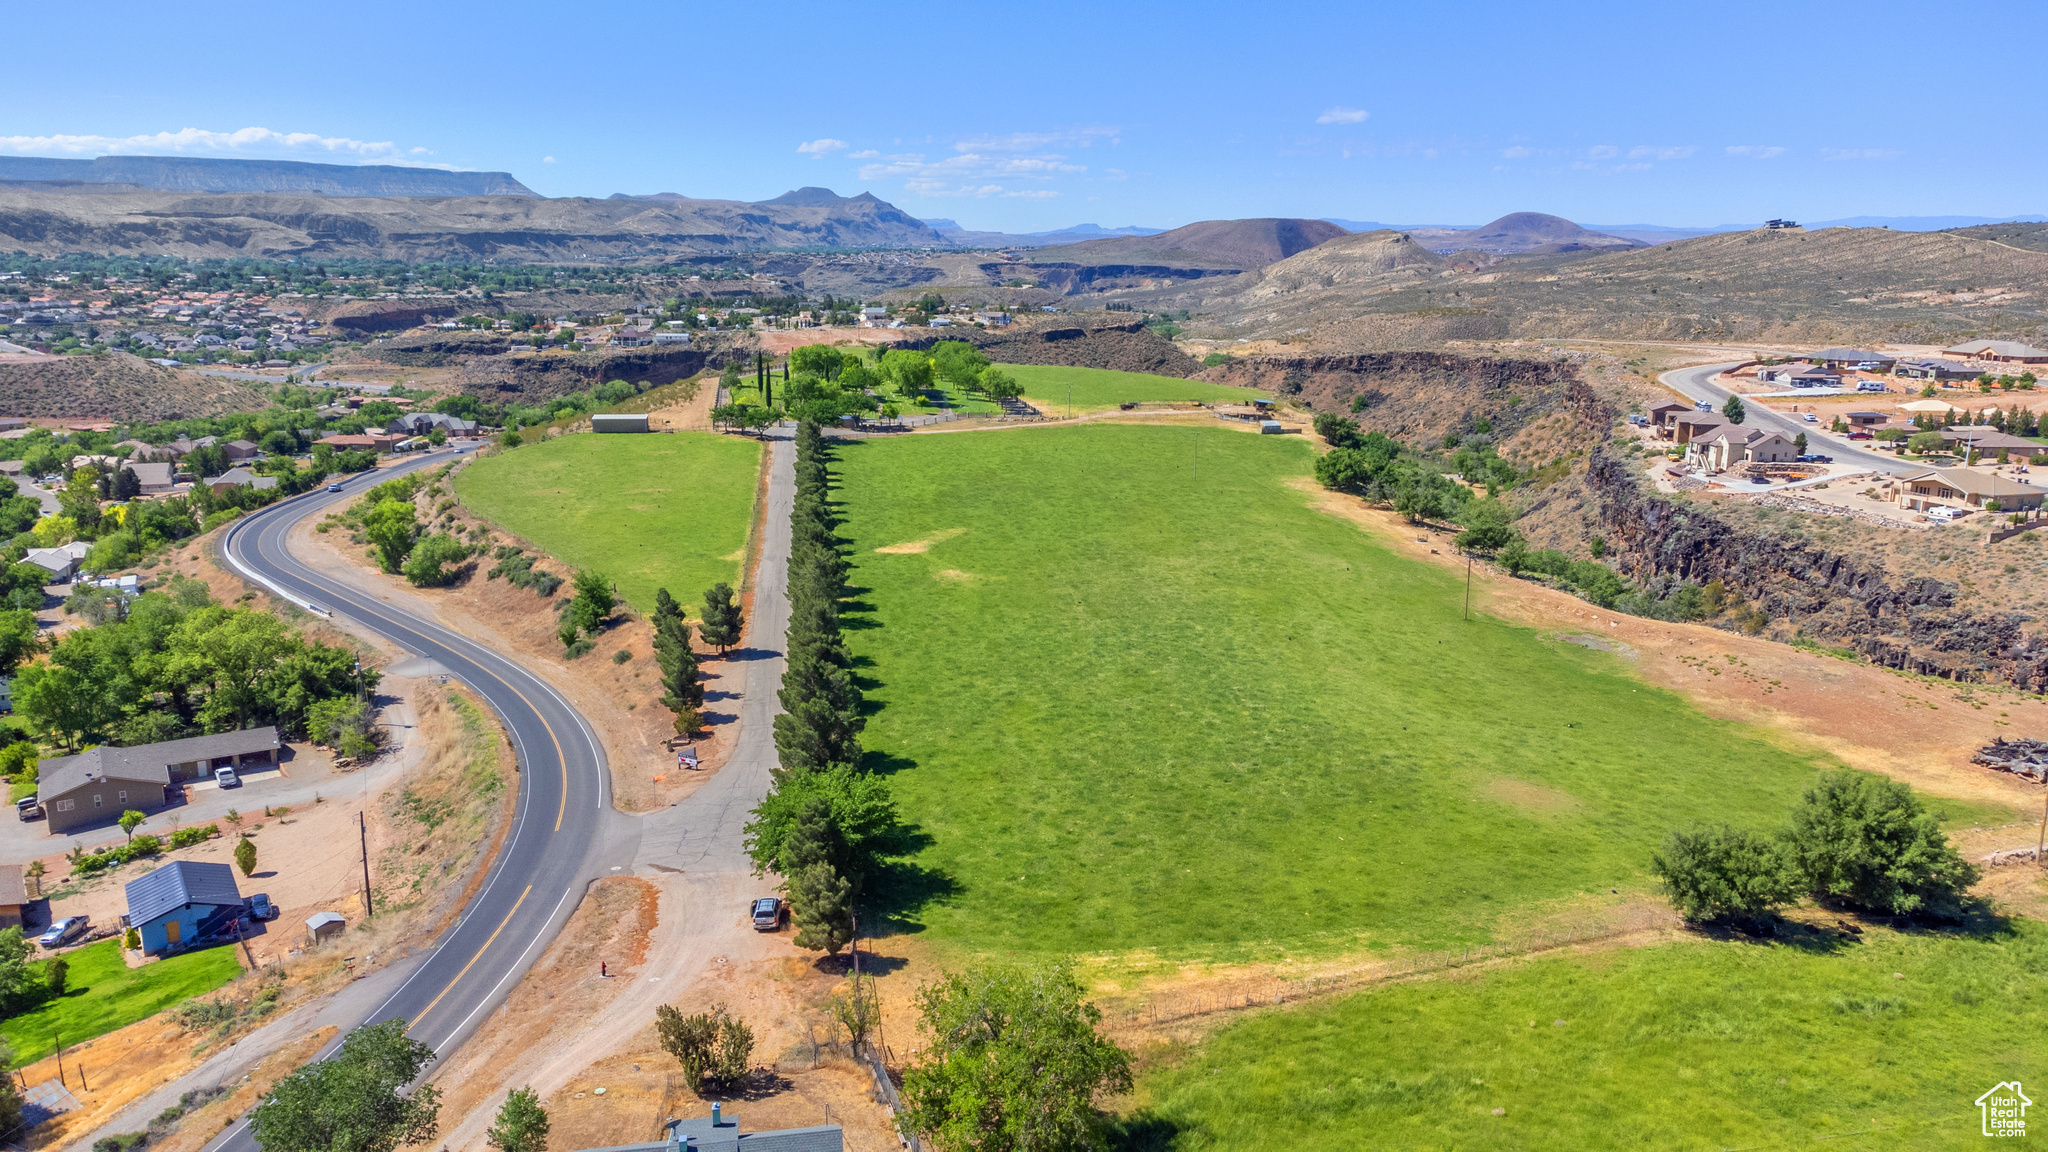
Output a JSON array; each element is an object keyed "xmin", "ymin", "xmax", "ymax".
[
  {"xmin": 0, "ymin": 155, "xmax": 533, "ymax": 197},
  {"xmin": 1402, "ymin": 212, "xmax": 1644, "ymax": 256},
  {"xmin": 0, "ymin": 184, "xmax": 946, "ymax": 261},
  {"xmin": 1200, "ymin": 350, "xmax": 1576, "ymax": 444},
  {"xmin": 1031, "ymin": 218, "xmax": 1349, "ymax": 269},
  {"xmin": 1949, "ymin": 221, "xmax": 2048, "ymax": 253},
  {"xmin": 1194, "ymin": 224, "xmax": 2048, "ymax": 349},
  {"xmin": 0, "ymin": 352, "xmax": 272, "ymax": 420}
]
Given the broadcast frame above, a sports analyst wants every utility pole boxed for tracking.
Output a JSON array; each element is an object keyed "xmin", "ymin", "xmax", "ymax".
[{"xmin": 359, "ymin": 810, "xmax": 374, "ymax": 916}]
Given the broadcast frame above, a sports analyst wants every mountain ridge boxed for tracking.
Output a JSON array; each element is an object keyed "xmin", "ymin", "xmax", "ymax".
[{"xmin": 0, "ymin": 155, "xmax": 533, "ymax": 197}]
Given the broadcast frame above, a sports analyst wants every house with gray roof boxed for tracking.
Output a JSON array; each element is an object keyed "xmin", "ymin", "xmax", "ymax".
[
  {"xmin": 1893, "ymin": 358, "xmax": 1981, "ymax": 381},
  {"xmin": 40, "ymin": 727, "xmax": 279, "ymax": 834},
  {"xmin": 124, "ymin": 860, "xmax": 243, "ymax": 954},
  {"xmin": 120, "ymin": 460, "xmax": 176, "ymax": 494},
  {"xmin": 579, "ymin": 1107, "xmax": 841, "ymax": 1152},
  {"xmin": 206, "ymin": 466, "xmax": 278, "ymax": 494},
  {"xmin": 1814, "ymin": 347, "xmax": 1896, "ymax": 369},
  {"xmin": 1942, "ymin": 340, "xmax": 2048, "ymax": 364}
]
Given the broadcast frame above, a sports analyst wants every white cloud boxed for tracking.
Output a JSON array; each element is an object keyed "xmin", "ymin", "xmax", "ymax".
[
  {"xmin": 0, "ymin": 126, "xmax": 408, "ymax": 159},
  {"xmin": 1725, "ymin": 145, "xmax": 1787, "ymax": 159},
  {"xmin": 543, "ymin": 156, "xmax": 556, "ymax": 164},
  {"xmin": 1628, "ymin": 145, "xmax": 1697, "ymax": 160},
  {"xmin": 1587, "ymin": 145, "xmax": 1619, "ymax": 160},
  {"xmin": 954, "ymin": 127, "xmax": 1119, "ymax": 151},
  {"xmin": 1316, "ymin": 106, "xmax": 1370, "ymax": 125},
  {"xmin": 849, "ymin": 149, "xmax": 879, "ymax": 159},
  {"xmin": 797, "ymin": 138, "xmax": 848, "ymax": 156},
  {"xmin": 1501, "ymin": 145, "xmax": 1533, "ymax": 159},
  {"xmin": 1821, "ymin": 147, "xmax": 1903, "ymax": 161}
]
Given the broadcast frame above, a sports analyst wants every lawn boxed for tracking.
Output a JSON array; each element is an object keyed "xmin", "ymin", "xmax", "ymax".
[
  {"xmin": 1000, "ymin": 364, "xmax": 1268, "ymax": 415},
  {"xmin": 835, "ymin": 424, "xmax": 1866, "ymax": 958},
  {"xmin": 1131, "ymin": 925, "xmax": 2048, "ymax": 1149},
  {"xmin": 455, "ymin": 431, "xmax": 762, "ymax": 617},
  {"xmin": 1, "ymin": 939, "xmax": 241, "ymax": 1066}
]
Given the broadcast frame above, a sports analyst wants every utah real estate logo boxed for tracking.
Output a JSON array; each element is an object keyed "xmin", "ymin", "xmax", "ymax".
[{"xmin": 1977, "ymin": 1082, "xmax": 2031, "ymax": 1137}]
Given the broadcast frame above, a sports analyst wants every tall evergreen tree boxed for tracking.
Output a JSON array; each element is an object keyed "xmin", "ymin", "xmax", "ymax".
[
  {"xmin": 651, "ymin": 587, "xmax": 702, "ymax": 733},
  {"xmin": 699, "ymin": 582, "xmax": 743, "ymax": 654}
]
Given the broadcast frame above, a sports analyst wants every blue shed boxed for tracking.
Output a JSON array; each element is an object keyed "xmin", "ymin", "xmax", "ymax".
[{"xmin": 125, "ymin": 860, "xmax": 243, "ymax": 954}]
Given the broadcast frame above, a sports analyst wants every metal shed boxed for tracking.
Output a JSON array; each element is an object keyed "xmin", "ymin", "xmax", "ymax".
[
  {"xmin": 306, "ymin": 911, "xmax": 346, "ymax": 944},
  {"xmin": 592, "ymin": 413, "xmax": 650, "ymax": 434}
]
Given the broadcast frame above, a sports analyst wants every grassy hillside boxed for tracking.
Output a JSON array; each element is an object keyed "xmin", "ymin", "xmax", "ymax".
[
  {"xmin": 455, "ymin": 431, "xmax": 761, "ymax": 616},
  {"xmin": 1133, "ymin": 924, "xmax": 2048, "ymax": 1149},
  {"xmin": 1002, "ymin": 364, "xmax": 1267, "ymax": 414},
  {"xmin": 835, "ymin": 424, "xmax": 1847, "ymax": 959}
]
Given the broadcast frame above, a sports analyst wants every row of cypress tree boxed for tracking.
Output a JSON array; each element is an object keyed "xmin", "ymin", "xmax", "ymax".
[
  {"xmin": 746, "ymin": 421, "xmax": 898, "ymax": 955},
  {"xmin": 649, "ymin": 582, "xmax": 743, "ymax": 735}
]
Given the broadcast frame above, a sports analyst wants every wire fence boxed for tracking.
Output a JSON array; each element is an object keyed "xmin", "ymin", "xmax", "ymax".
[{"xmin": 1099, "ymin": 906, "xmax": 1675, "ymax": 1036}]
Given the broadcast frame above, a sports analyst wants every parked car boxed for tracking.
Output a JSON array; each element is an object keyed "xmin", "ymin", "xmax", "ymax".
[
  {"xmin": 1847, "ymin": 432, "xmax": 1874, "ymax": 441},
  {"xmin": 750, "ymin": 897, "xmax": 783, "ymax": 931},
  {"xmin": 1694, "ymin": 401, "xmax": 1713, "ymax": 412},
  {"xmin": 1802, "ymin": 413, "xmax": 1819, "ymax": 422},
  {"xmin": 215, "ymin": 766, "xmax": 240, "ymax": 788},
  {"xmin": 38, "ymin": 916, "xmax": 87, "ymax": 949},
  {"xmin": 245, "ymin": 893, "xmax": 278, "ymax": 921},
  {"xmin": 15, "ymin": 796, "xmax": 41, "ymax": 821}
]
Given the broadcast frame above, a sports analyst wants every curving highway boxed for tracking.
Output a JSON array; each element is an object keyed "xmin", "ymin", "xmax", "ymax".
[
  {"xmin": 201, "ymin": 448, "xmax": 619, "ymax": 1152},
  {"xmin": 1658, "ymin": 361, "xmax": 1911, "ymax": 475}
]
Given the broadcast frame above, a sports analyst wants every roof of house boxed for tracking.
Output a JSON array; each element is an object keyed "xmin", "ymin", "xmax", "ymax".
[
  {"xmin": 1845, "ymin": 411, "xmax": 1889, "ymax": 419},
  {"xmin": 122, "ymin": 461, "xmax": 175, "ymax": 486},
  {"xmin": 0, "ymin": 864, "xmax": 27, "ymax": 908},
  {"xmin": 22, "ymin": 547, "xmax": 75, "ymax": 575},
  {"xmin": 1939, "ymin": 428, "xmax": 2038, "ymax": 450},
  {"xmin": 41, "ymin": 727, "xmax": 279, "ymax": 800},
  {"xmin": 209, "ymin": 466, "xmax": 278, "ymax": 489},
  {"xmin": 1900, "ymin": 468, "xmax": 2042, "ymax": 499},
  {"xmin": 1944, "ymin": 340, "xmax": 2048, "ymax": 358},
  {"xmin": 1815, "ymin": 348, "xmax": 1893, "ymax": 361},
  {"xmin": 125, "ymin": 860, "xmax": 242, "ymax": 926},
  {"xmin": 224, "ymin": 439, "xmax": 258, "ymax": 451},
  {"xmin": 1898, "ymin": 358, "xmax": 1978, "ymax": 373},
  {"xmin": 1792, "ymin": 365, "xmax": 1843, "ymax": 376},
  {"xmin": 580, "ymin": 1116, "xmax": 844, "ymax": 1152},
  {"xmin": 1647, "ymin": 401, "xmax": 1692, "ymax": 413}
]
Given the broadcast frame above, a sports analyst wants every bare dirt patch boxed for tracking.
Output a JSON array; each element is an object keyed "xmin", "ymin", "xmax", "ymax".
[
  {"xmin": 874, "ymin": 528, "xmax": 964, "ymax": 555},
  {"xmin": 932, "ymin": 569, "xmax": 972, "ymax": 583},
  {"xmin": 1483, "ymin": 776, "xmax": 1584, "ymax": 815}
]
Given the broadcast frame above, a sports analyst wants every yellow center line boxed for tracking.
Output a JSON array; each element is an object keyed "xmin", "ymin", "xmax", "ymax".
[{"xmin": 412, "ymin": 884, "xmax": 531, "ymax": 1028}]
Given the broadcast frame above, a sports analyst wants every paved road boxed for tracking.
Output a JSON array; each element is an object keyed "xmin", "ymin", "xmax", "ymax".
[
  {"xmin": 1659, "ymin": 362, "xmax": 1911, "ymax": 476},
  {"xmin": 200, "ymin": 451, "xmax": 620, "ymax": 1152}
]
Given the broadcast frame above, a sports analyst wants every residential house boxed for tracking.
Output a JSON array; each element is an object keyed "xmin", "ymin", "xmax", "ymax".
[
  {"xmin": 164, "ymin": 435, "xmax": 219, "ymax": 457},
  {"xmin": 1670, "ymin": 414, "xmax": 1730, "ymax": 445},
  {"xmin": 1896, "ymin": 468, "xmax": 2047, "ymax": 513},
  {"xmin": 24, "ymin": 540, "xmax": 91, "ymax": 582},
  {"xmin": 652, "ymin": 330, "xmax": 692, "ymax": 345},
  {"xmin": 975, "ymin": 311, "xmax": 1012, "ymax": 327},
  {"xmin": 1938, "ymin": 428, "xmax": 2040, "ymax": 458},
  {"xmin": 1844, "ymin": 411, "xmax": 1890, "ymax": 427},
  {"xmin": 124, "ymin": 861, "xmax": 244, "ymax": 955},
  {"xmin": 387, "ymin": 413, "xmax": 478, "ymax": 438},
  {"xmin": 1814, "ymin": 347, "xmax": 1896, "ymax": 370},
  {"xmin": 1790, "ymin": 366, "xmax": 1844, "ymax": 389},
  {"xmin": 0, "ymin": 865, "xmax": 27, "ymax": 929},
  {"xmin": 40, "ymin": 727, "xmax": 279, "ymax": 834},
  {"xmin": 860, "ymin": 306, "xmax": 888, "ymax": 321},
  {"xmin": 1942, "ymin": 340, "xmax": 2048, "ymax": 364},
  {"xmin": 120, "ymin": 461, "xmax": 176, "ymax": 494},
  {"xmin": 1646, "ymin": 401, "xmax": 1693, "ymax": 432},
  {"xmin": 1893, "ymin": 358, "xmax": 1981, "ymax": 381},
  {"xmin": 222, "ymin": 439, "xmax": 260, "ymax": 461},
  {"xmin": 1686, "ymin": 427, "xmax": 1798, "ymax": 471},
  {"xmin": 610, "ymin": 329, "xmax": 650, "ymax": 347},
  {"xmin": 316, "ymin": 433, "xmax": 400, "ymax": 453},
  {"xmin": 1757, "ymin": 365, "xmax": 1800, "ymax": 385},
  {"xmin": 576, "ymin": 1107, "xmax": 841, "ymax": 1152},
  {"xmin": 205, "ymin": 466, "xmax": 279, "ymax": 494}
]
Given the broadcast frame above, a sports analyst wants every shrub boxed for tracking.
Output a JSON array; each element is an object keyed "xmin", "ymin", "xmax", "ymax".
[
  {"xmin": 1786, "ymin": 770, "xmax": 1979, "ymax": 917},
  {"xmin": 168, "ymin": 824, "xmax": 218, "ymax": 849},
  {"xmin": 655, "ymin": 1004, "xmax": 754, "ymax": 1093},
  {"xmin": 1651, "ymin": 825, "xmax": 1800, "ymax": 929}
]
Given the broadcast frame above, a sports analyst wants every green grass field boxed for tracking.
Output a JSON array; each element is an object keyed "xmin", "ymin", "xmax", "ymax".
[
  {"xmin": 456, "ymin": 431, "xmax": 762, "ymax": 617},
  {"xmin": 1001, "ymin": 364, "xmax": 1268, "ymax": 414},
  {"xmin": 835, "ymin": 424, "xmax": 1891, "ymax": 958},
  {"xmin": 1132, "ymin": 926, "xmax": 2048, "ymax": 1149},
  {"xmin": 2, "ymin": 939, "xmax": 241, "ymax": 1066}
]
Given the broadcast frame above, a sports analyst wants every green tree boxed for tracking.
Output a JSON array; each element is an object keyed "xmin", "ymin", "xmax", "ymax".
[
  {"xmin": 1453, "ymin": 498, "xmax": 1517, "ymax": 554},
  {"xmin": 1650, "ymin": 825, "xmax": 1800, "ymax": 929},
  {"xmin": 1721, "ymin": 395, "xmax": 1746, "ymax": 424},
  {"xmin": 654, "ymin": 1005, "xmax": 755, "ymax": 1094},
  {"xmin": 0, "ymin": 1041, "xmax": 22, "ymax": 1136},
  {"xmin": 698, "ymin": 582, "xmax": 743, "ymax": 654},
  {"xmin": 1312, "ymin": 412, "xmax": 1364, "ymax": 450},
  {"xmin": 1907, "ymin": 431, "xmax": 1947, "ymax": 455},
  {"xmin": 786, "ymin": 860, "xmax": 854, "ymax": 954},
  {"xmin": 118, "ymin": 809, "xmax": 147, "ymax": 842},
  {"xmin": 486, "ymin": 1088, "xmax": 549, "ymax": 1152},
  {"xmin": 1785, "ymin": 770, "xmax": 1979, "ymax": 918},
  {"xmin": 402, "ymin": 534, "xmax": 471, "ymax": 588},
  {"xmin": 899, "ymin": 961, "xmax": 1132, "ymax": 1152},
  {"xmin": 1793, "ymin": 432, "xmax": 1808, "ymax": 456},
  {"xmin": 364, "ymin": 499, "xmax": 418, "ymax": 574},
  {"xmin": 235, "ymin": 835, "xmax": 257, "ymax": 877},
  {"xmin": 0, "ymin": 928, "xmax": 40, "ymax": 1012},
  {"xmin": 651, "ymin": 588, "xmax": 703, "ymax": 733},
  {"xmin": 249, "ymin": 1020, "xmax": 441, "ymax": 1152},
  {"xmin": 0, "ymin": 610, "xmax": 42, "ymax": 676},
  {"xmin": 977, "ymin": 366, "xmax": 1022, "ymax": 401},
  {"xmin": 558, "ymin": 570, "xmax": 617, "ymax": 650},
  {"xmin": 499, "ymin": 429, "xmax": 523, "ymax": 449}
]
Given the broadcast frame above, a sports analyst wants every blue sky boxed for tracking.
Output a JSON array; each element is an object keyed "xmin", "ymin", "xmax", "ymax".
[{"xmin": 7, "ymin": 0, "xmax": 2041, "ymax": 232}]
